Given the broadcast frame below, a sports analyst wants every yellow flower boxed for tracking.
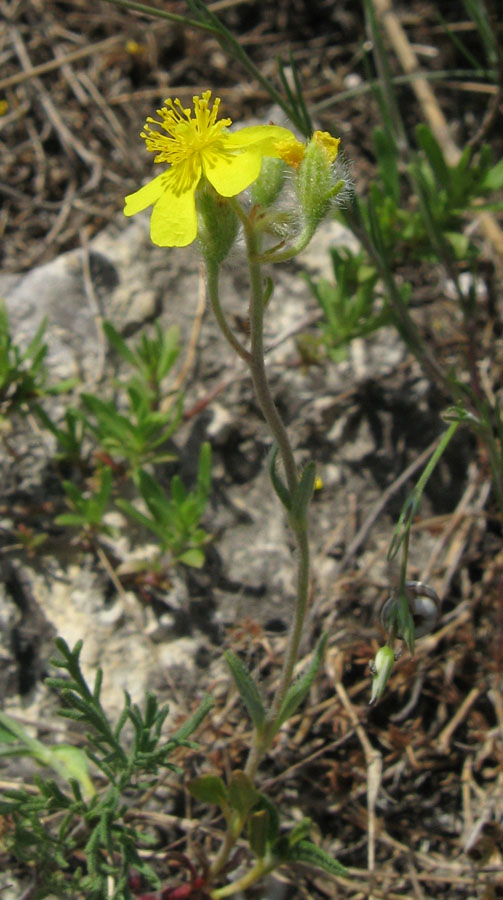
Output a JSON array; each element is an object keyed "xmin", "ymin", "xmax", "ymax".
[
  {"xmin": 313, "ymin": 130, "xmax": 341, "ymax": 162},
  {"xmin": 275, "ymin": 137, "xmax": 306, "ymax": 170},
  {"xmin": 276, "ymin": 130, "xmax": 341, "ymax": 170},
  {"xmin": 124, "ymin": 90, "xmax": 295, "ymax": 247}
]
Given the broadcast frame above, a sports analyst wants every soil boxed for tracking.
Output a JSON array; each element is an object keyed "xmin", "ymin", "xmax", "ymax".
[{"xmin": 0, "ymin": 1, "xmax": 502, "ymax": 899}]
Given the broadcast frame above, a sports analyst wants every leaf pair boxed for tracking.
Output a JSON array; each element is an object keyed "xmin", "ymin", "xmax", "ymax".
[{"xmin": 224, "ymin": 633, "xmax": 327, "ymax": 735}]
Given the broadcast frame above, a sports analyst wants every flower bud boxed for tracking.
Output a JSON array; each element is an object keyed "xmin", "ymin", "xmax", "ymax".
[
  {"xmin": 251, "ymin": 157, "xmax": 286, "ymax": 208},
  {"xmin": 369, "ymin": 645, "xmax": 395, "ymax": 705},
  {"xmin": 296, "ymin": 131, "xmax": 342, "ymax": 232},
  {"xmin": 196, "ymin": 184, "xmax": 239, "ymax": 265}
]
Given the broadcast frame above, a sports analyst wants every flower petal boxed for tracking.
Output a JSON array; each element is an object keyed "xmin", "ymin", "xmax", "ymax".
[
  {"xmin": 224, "ymin": 124, "xmax": 295, "ymax": 151},
  {"xmin": 150, "ymin": 186, "xmax": 198, "ymax": 247},
  {"xmin": 124, "ymin": 172, "xmax": 167, "ymax": 216},
  {"xmin": 204, "ymin": 125, "xmax": 296, "ymax": 197},
  {"xmin": 204, "ymin": 148, "xmax": 263, "ymax": 196}
]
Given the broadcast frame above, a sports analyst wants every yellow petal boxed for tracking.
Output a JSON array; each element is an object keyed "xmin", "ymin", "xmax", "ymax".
[
  {"xmin": 225, "ymin": 125, "xmax": 295, "ymax": 151},
  {"xmin": 205, "ymin": 148, "xmax": 265, "ymax": 197},
  {"xmin": 313, "ymin": 130, "xmax": 340, "ymax": 163},
  {"xmin": 204, "ymin": 126, "xmax": 296, "ymax": 197},
  {"xmin": 124, "ymin": 172, "xmax": 167, "ymax": 216},
  {"xmin": 149, "ymin": 187, "xmax": 198, "ymax": 247}
]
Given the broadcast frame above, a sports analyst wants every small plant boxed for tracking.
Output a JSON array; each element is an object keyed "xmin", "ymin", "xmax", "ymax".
[
  {"xmin": 103, "ymin": 321, "xmax": 181, "ymax": 412},
  {"xmin": 33, "ymin": 321, "xmax": 211, "ymax": 572},
  {"xmin": 304, "ymin": 246, "xmax": 385, "ymax": 360},
  {"xmin": 78, "ymin": 322, "xmax": 183, "ymax": 473},
  {"xmin": 80, "ymin": 388, "xmax": 180, "ymax": 474},
  {"xmin": 55, "ymin": 465, "xmax": 115, "ymax": 539},
  {"xmin": 34, "ymin": 405, "xmax": 87, "ymax": 467},
  {"xmin": 118, "ymin": 442, "xmax": 213, "ymax": 569},
  {"xmin": 0, "ymin": 301, "xmax": 74, "ymax": 422},
  {"xmin": 0, "ymin": 638, "xmax": 213, "ymax": 900}
]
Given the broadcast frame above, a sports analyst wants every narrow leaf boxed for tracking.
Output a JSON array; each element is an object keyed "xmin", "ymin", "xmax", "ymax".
[
  {"xmin": 268, "ymin": 445, "xmax": 291, "ymax": 511},
  {"xmin": 254, "ymin": 792, "xmax": 281, "ymax": 845},
  {"xmin": 288, "ymin": 817, "xmax": 312, "ymax": 846},
  {"xmin": 291, "ymin": 461, "xmax": 316, "ymax": 522},
  {"xmin": 277, "ymin": 633, "xmax": 327, "ymax": 728},
  {"xmin": 248, "ymin": 809, "xmax": 269, "ymax": 860},
  {"xmin": 224, "ymin": 651, "xmax": 265, "ymax": 728},
  {"xmin": 172, "ymin": 694, "xmax": 213, "ymax": 742},
  {"xmin": 285, "ymin": 840, "xmax": 348, "ymax": 876}
]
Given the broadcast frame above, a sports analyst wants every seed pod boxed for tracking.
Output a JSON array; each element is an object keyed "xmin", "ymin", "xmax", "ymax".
[{"xmin": 381, "ymin": 580, "xmax": 440, "ymax": 639}]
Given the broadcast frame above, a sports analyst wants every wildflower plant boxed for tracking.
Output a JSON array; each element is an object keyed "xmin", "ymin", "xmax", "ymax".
[
  {"xmin": 4, "ymin": 0, "xmax": 499, "ymax": 893},
  {"xmin": 0, "ymin": 638, "xmax": 214, "ymax": 900},
  {"xmin": 121, "ymin": 89, "xmax": 350, "ymax": 894},
  {"xmin": 0, "ymin": 302, "xmax": 75, "ymax": 424}
]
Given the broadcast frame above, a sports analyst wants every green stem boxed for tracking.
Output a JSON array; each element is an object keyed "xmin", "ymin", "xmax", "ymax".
[
  {"xmin": 206, "ymin": 262, "xmax": 252, "ymax": 364},
  {"xmin": 344, "ymin": 201, "xmax": 453, "ymax": 397},
  {"xmin": 100, "ymin": 0, "xmax": 216, "ymax": 32},
  {"xmin": 241, "ymin": 212, "xmax": 312, "ymax": 746},
  {"xmin": 211, "ymin": 856, "xmax": 274, "ymax": 898},
  {"xmin": 256, "ymin": 225, "xmax": 315, "ymax": 265},
  {"xmin": 209, "ymin": 203, "xmax": 312, "ymax": 881},
  {"xmin": 245, "ymin": 524, "xmax": 310, "ymax": 777}
]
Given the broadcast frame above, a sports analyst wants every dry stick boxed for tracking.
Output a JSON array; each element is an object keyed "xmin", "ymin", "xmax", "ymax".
[
  {"xmin": 437, "ymin": 685, "xmax": 482, "ymax": 755},
  {"xmin": 9, "ymin": 26, "xmax": 103, "ymax": 174},
  {"xmin": 461, "ymin": 755, "xmax": 475, "ymax": 844},
  {"xmin": 372, "ymin": 0, "xmax": 503, "ymax": 260},
  {"xmin": 337, "ymin": 435, "xmax": 443, "ymax": 574},
  {"xmin": 436, "ymin": 480, "xmax": 491, "ymax": 600},
  {"xmin": 77, "ymin": 69, "xmax": 132, "ymax": 163},
  {"xmin": 0, "ymin": 34, "xmax": 124, "ymax": 91},
  {"xmin": 335, "ymin": 680, "xmax": 382, "ymax": 897},
  {"xmin": 419, "ymin": 463, "xmax": 490, "ymax": 588},
  {"xmin": 463, "ymin": 769, "xmax": 503, "ymax": 859},
  {"xmin": 25, "ymin": 179, "xmax": 78, "ymax": 268}
]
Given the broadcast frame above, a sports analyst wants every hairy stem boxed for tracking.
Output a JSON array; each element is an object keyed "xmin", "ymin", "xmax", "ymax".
[{"xmin": 208, "ymin": 202, "xmax": 312, "ymax": 878}]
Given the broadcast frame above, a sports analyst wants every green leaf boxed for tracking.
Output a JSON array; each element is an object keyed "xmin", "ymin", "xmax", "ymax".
[
  {"xmin": 188, "ymin": 774, "xmax": 228, "ymax": 809},
  {"xmin": 177, "ymin": 548, "xmax": 205, "ymax": 568},
  {"xmin": 54, "ymin": 512, "xmax": 89, "ymax": 527},
  {"xmin": 445, "ymin": 231, "xmax": 471, "ymax": 258},
  {"xmin": 277, "ymin": 633, "xmax": 327, "ymax": 727},
  {"xmin": 388, "ymin": 421, "xmax": 459, "ymax": 561},
  {"xmin": 284, "ymin": 840, "xmax": 348, "ymax": 876},
  {"xmin": 373, "ymin": 126, "xmax": 399, "ymax": 203},
  {"xmin": 171, "ymin": 474, "xmax": 187, "ymax": 506},
  {"xmin": 288, "ymin": 817, "xmax": 312, "ymax": 846},
  {"xmin": 228, "ymin": 770, "xmax": 258, "ymax": 817},
  {"xmin": 248, "ymin": 809, "xmax": 269, "ymax": 859},
  {"xmin": 253, "ymin": 792, "xmax": 281, "ymax": 845},
  {"xmin": 291, "ymin": 461, "xmax": 316, "ymax": 522},
  {"xmin": 102, "ymin": 321, "xmax": 140, "ymax": 369},
  {"xmin": 50, "ymin": 745, "xmax": 95, "ymax": 798},
  {"xmin": 481, "ymin": 159, "xmax": 503, "ymax": 191},
  {"xmin": 224, "ymin": 651, "xmax": 265, "ymax": 728},
  {"xmin": 416, "ymin": 124, "xmax": 450, "ymax": 190},
  {"xmin": 197, "ymin": 442, "xmax": 212, "ymax": 497},
  {"xmin": 268, "ymin": 445, "xmax": 291, "ymax": 511},
  {"xmin": 171, "ymin": 694, "xmax": 213, "ymax": 742}
]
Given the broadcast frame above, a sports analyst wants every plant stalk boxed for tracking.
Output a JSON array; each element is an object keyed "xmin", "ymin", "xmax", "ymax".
[{"xmin": 206, "ymin": 204, "xmax": 312, "ymax": 878}]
